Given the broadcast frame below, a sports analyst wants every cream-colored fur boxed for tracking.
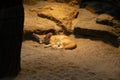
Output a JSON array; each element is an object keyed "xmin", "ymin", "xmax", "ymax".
[{"xmin": 33, "ymin": 33, "xmax": 77, "ymax": 49}]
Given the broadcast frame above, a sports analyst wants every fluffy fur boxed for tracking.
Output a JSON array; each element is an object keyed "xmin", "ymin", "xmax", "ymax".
[{"xmin": 33, "ymin": 33, "xmax": 77, "ymax": 49}]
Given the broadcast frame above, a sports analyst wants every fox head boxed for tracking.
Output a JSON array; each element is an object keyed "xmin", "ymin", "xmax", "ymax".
[{"xmin": 32, "ymin": 32, "xmax": 53, "ymax": 44}]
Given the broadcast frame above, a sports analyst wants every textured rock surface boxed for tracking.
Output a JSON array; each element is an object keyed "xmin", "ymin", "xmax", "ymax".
[
  {"xmin": 80, "ymin": 0, "xmax": 120, "ymax": 19},
  {"xmin": 23, "ymin": 0, "xmax": 36, "ymax": 5},
  {"xmin": 17, "ymin": 2, "xmax": 120, "ymax": 80},
  {"xmin": 31, "ymin": 0, "xmax": 78, "ymax": 3},
  {"xmin": 23, "ymin": 0, "xmax": 120, "ymax": 9},
  {"xmin": 36, "ymin": 4, "xmax": 79, "ymax": 33},
  {"xmin": 23, "ymin": 1, "xmax": 120, "ymax": 46},
  {"xmin": 96, "ymin": 14, "xmax": 114, "ymax": 26},
  {"xmin": 102, "ymin": 0, "xmax": 120, "ymax": 8},
  {"xmin": 73, "ymin": 9, "xmax": 119, "ymax": 47},
  {"xmin": 23, "ymin": 0, "xmax": 79, "ymax": 5},
  {"xmin": 24, "ymin": 8, "xmax": 62, "ymax": 37},
  {"xmin": 96, "ymin": 14, "xmax": 120, "ymax": 37}
]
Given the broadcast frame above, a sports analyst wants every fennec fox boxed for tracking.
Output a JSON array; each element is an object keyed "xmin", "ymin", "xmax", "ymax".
[{"xmin": 33, "ymin": 33, "xmax": 77, "ymax": 49}]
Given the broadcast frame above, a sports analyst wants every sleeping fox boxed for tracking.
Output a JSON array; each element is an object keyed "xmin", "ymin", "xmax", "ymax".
[{"xmin": 33, "ymin": 33, "xmax": 77, "ymax": 49}]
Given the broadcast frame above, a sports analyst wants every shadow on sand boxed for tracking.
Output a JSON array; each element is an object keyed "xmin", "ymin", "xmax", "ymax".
[{"xmin": 73, "ymin": 27, "xmax": 119, "ymax": 48}]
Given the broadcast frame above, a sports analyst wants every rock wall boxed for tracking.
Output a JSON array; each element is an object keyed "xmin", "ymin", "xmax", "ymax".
[
  {"xmin": 79, "ymin": 0, "xmax": 120, "ymax": 9},
  {"xmin": 23, "ymin": 0, "xmax": 120, "ymax": 9},
  {"xmin": 102, "ymin": 0, "xmax": 120, "ymax": 8},
  {"xmin": 23, "ymin": 0, "xmax": 36, "ymax": 5},
  {"xmin": 23, "ymin": 0, "xmax": 79, "ymax": 5}
]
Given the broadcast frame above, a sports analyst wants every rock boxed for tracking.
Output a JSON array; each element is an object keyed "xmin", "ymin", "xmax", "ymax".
[
  {"xmin": 46, "ymin": 0, "xmax": 81, "ymax": 6},
  {"xmin": 24, "ymin": 10, "xmax": 62, "ymax": 37},
  {"xmin": 23, "ymin": 1, "xmax": 120, "ymax": 47},
  {"xmin": 23, "ymin": 0, "xmax": 36, "ymax": 5},
  {"xmin": 96, "ymin": 14, "xmax": 114, "ymax": 26},
  {"xmin": 84, "ymin": 5, "xmax": 98, "ymax": 14},
  {"xmin": 96, "ymin": 14, "xmax": 120, "ymax": 37},
  {"xmin": 80, "ymin": 0, "xmax": 120, "ymax": 9},
  {"xmin": 96, "ymin": 14, "xmax": 120, "ymax": 27},
  {"xmin": 102, "ymin": 0, "xmax": 120, "ymax": 9},
  {"xmin": 35, "ymin": 4, "xmax": 79, "ymax": 34},
  {"xmin": 73, "ymin": 9, "xmax": 119, "ymax": 47},
  {"xmin": 46, "ymin": 0, "xmax": 78, "ymax": 4},
  {"xmin": 74, "ymin": 22, "xmax": 119, "ymax": 47},
  {"xmin": 80, "ymin": 0, "xmax": 120, "ymax": 19},
  {"xmin": 69, "ymin": 0, "xmax": 79, "ymax": 6}
]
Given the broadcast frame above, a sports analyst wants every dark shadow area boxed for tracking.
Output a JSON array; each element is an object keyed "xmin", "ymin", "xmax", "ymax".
[
  {"xmin": 0, "ymin": 1, "xmax": 24, "ymax": 79},
  {"xmin": 0, "ymin": 77, "xmax": 16, "ymax": 80},
  {"xmin": 78, "ymin": 0, "xmax": 120, "ymax": 20},
  {"xmin": 73, "ymin": 27, "xmax": 119, "ymax": 48}
]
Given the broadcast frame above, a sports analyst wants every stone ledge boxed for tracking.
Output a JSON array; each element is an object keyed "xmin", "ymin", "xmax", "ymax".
[{"xmin": 73, "ymin": 20, "xmax": 119, "ymax": 47}]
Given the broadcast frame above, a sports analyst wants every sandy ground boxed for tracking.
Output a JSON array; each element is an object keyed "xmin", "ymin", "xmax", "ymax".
[
  {"xmin": 16, "ymin": 1, "xmax": 120, "ymax": 80},
  {"xmin": 2, "ymin": 1, "xmax": 119, "ymax": 80},
  {"xmin": 14, "ymin": 34, "xmax": 120, "ymax": 80}
]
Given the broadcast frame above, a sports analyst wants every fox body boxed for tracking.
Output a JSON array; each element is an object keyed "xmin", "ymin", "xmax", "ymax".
[{"xmin": 33, "ymin": 33, "xmax": 77, "ymax": 49}]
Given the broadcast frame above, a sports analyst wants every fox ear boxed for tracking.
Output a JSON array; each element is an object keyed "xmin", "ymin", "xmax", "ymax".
[
  {"xmin": 32, "ymin": 33, "xmax": 42, "ymax": 44},
  {"xmin": 43, "ymin": 33, "xmax": 53, "ymax": 45},
  {"xmin": 46, "ymin": 32, "xmax": 53, "ymax": 38}
]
